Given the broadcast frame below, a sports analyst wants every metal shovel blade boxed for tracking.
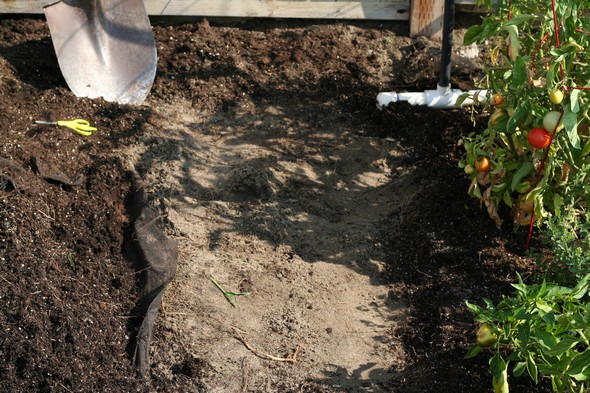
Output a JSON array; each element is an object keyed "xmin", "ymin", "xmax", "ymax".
[{"xmin": 43, "ymin": 0, "xmax": 157, "ymax": 105}]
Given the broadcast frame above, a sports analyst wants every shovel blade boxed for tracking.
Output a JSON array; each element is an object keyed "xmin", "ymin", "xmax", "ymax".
[{"xmin": 44, "ymin": 0, "xmax": 157, "ymax": 105}]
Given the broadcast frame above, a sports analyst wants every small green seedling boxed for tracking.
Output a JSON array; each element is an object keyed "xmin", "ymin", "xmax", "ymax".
[
  {"xmin": 209, "ymin": 275, "xmax": 251, "ymax": 308},
  {"xmin": 67, "ymin": 253, "xmax": 76, "ymax": 270}
]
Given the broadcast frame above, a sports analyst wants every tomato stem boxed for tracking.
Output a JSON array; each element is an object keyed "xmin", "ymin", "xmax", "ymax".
[
  {"xmin": 551, "ymin": 0, "xmax": 561, "ymax": 48},
  {"xmin": 551, "ymin": 0, "xmax": 566, "ymax": 81},
  {"xmin": 531, "ymin": 32, "xmax": 552, "ymax": 79}
]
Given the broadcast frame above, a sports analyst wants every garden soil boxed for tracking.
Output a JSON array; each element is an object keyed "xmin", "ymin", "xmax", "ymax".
[{"xmin": 0, "ymin": 16, "xmax": 552, "ymax": 393}]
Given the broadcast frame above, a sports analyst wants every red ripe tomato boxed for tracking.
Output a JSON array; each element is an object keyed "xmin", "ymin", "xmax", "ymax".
[
  {"xmin": 491, "ymin": 94, "xmax": 504, "ymax": 106},
  {"xmin": 475, "ymin": 157, "xmax": 491, "ymax": 172},
  {"xmin": 528, "ymin": 128, "xmax": 551, "ymax": 149}
]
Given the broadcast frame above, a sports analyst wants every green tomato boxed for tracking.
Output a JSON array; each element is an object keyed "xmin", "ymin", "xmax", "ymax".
[
  {"xmin": 476, "ymin": 324, "xmax": 498, "ymax": 347},
  {"xmin": 543, "ymin": 111, "xmax": 563, "ymax": 133},
  {"xmin": 464, "ymin": 164, "xmax": 474, "ymax": 174},
  {"xmin": 549, "ymin": 90, "xmax": 564, "ymax": 105}
]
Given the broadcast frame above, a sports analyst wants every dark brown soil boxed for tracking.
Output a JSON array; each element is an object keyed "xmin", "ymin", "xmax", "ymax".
[{"xmin": 0, "ymin": 15, "xmax": 551, "ymax": 393}]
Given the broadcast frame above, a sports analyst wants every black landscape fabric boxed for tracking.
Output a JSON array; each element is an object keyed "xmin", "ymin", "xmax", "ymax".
[{"xmin": 130, "ymin": 185, "xmax": 178, "ymax": 377}]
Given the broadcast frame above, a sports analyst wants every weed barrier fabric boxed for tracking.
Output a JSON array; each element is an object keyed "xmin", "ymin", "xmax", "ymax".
[{"xmin": 130, "ymin": 190, "xmax": 178, "ymax": 377}]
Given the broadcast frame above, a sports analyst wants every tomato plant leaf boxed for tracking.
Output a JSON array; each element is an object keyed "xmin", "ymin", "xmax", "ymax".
[
  {"xmin": 570, "ymin": 89, "xmax": 580, "ymax": 113},
  {"xmin": 562, "ymin": 107, "xmax": 580, "ymax": 149},
  {"xmin": 507, "ymin": 105, "xmax": 526, "ymax": 134},
  {"xmin": 502, "ymin": 189, "xmax": 513, "ymax": 207},
  {"xmin": 549, "ymin": 49, "xmax": 566, "ymax": 63},
  {"xmin": 512, "ymin": 57, "xmax": 527, "ymax": 87},
  {"xmin": 468, "ymin": 177, "xmax": 482, "ymax": 199},
  {"xmin": 455, "ymin": 93, "xmax": 470, "ymax": 107},
  {"xmin": 491, "ymin": 183, "xmax": 507, "ymax": 193},
  {"xmin": 504, "ymin": 14, "xmax": 536, "ymax": 26},
  {"xmin": 483, "ymin": 187, "xmax": 502, "ymax": 228},
  {"xmin": 551, "ymin": 376, "xmax": 562, "ymax": 392},
  {"xmin": 463, "ymin": 24, "xmax": 485, "ymax": 45},
  {"xmin": 579, "ymin": 139, "xmax": 590, "ymax": 160},
  {"xmin": 510, "ymin": 162, "xmax": 534, "ymax": 192},
  {"xmin": 504, "ymin": 25, "xmax": 521, "ymax": 61}
]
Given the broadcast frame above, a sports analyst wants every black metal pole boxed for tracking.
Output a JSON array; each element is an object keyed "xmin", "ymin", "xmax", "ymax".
[{"xmin": 439, "ymin": 0, "xmax": 455, "ymax": 88}]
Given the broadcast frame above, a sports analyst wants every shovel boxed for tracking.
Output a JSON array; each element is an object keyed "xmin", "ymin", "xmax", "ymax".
[{"xmin": 43, "ymin": 0, "xmax": 157, "ymax": 105}]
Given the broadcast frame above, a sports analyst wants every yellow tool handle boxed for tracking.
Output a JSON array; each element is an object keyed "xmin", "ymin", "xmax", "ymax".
[{"xmin": 56, "ymin": 119, "xmax": 97, "ymax": 136}]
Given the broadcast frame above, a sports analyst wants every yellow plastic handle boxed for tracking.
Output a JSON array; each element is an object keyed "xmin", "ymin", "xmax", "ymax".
[{"xmin": 56, "ymin": 119, "xmax": 97, "ymax": 137}]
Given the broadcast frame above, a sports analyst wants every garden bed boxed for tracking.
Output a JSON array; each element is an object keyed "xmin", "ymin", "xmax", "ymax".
[{"xmin": 0, "ymin": 16, "xmax": 551, "ymax": 392}]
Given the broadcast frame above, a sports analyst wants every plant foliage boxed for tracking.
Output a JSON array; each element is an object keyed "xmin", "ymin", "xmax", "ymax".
[{"xmin": 459, "ymin": 0, "xmax": 590, "ymax": 228}]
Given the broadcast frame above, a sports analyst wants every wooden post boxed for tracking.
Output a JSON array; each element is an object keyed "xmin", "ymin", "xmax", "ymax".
[{"xmin": 409, "ymin": 0, "xmax": 445, "ymax": 40}]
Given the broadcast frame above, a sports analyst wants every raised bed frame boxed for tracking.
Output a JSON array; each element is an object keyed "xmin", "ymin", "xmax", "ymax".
[{"xmin": 0, "ymin": 0, "xmax": 480, "ymax": 39}]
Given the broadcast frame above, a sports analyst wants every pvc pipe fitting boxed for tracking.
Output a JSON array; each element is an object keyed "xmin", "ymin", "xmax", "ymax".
[{"xmin": 376, "ymin": 86, "xmax": 488, "ymax": 109}]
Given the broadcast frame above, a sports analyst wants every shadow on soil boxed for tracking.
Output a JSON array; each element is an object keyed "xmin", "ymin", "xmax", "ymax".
[{"xmin": 131, "ymin": 65, "xmax": 548, "ymax": 391}]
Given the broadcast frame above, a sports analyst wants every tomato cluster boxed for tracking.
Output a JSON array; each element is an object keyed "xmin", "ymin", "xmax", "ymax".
[{"xmin": 460, "ymin": 84, "xmax": 582, "ymax": 228}]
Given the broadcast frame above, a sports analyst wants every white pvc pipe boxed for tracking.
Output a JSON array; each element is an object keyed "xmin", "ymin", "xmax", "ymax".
[{"xmin": 376, "ymin": 84, "xmax": 488, "ymax": 109}]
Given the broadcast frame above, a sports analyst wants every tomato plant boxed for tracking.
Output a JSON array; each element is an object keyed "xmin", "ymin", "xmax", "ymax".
[
  {"xmin": 461, "ymin": 1, "xmax": 590, "ymax": 391},
  {"xmin": 459, "ymin": 0, "xmax": 590, "ymax": 228},
  {"xmin": 528, "ymin": 127, "xmax": 551, "ymax": 149}
]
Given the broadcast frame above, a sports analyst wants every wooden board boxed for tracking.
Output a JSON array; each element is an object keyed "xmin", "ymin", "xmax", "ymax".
[
  {"xmin": 0, "ymin": 0, "xmax": 40, "ymax": 13},
  {"xmin": 0, "ymin": 0, "xmax": 410, "ymax": 20},
  {"xmin": 409, "ymin": 0, "xmax": 445, "ymax": 39},
  {"xmin": 0, "ymin": 0, "xmax": 482, "ymax": 40},
  {"xmin": 147, "ymin": 0, "xmax": 410, "ymax": 20}
]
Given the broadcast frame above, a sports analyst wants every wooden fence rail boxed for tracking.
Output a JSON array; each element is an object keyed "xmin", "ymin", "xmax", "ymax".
[{"xmin": 0, "ymin": 0, "xmax": 480, "ymax": 39}]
